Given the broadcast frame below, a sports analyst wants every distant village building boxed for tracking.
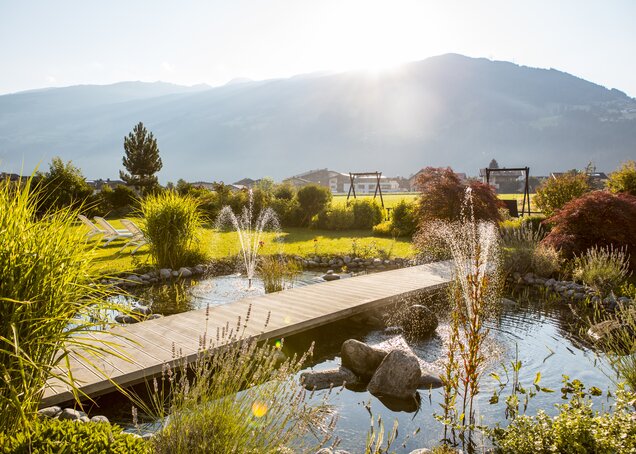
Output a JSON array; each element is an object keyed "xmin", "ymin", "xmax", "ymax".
[
  {"xmin": 87, "ymin": 178, "xmax": 126, "ymax": 192},
  {"xmin": 284, "ymin": 168, "xmax": 403, "ymax": 194},
  {"xmin": 479, "ymin": 168, "xmax": 524, "ymax": 193}
]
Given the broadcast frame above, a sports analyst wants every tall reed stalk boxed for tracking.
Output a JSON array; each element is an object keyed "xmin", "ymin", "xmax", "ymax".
[
  {"xmin": 258, "ymin": 255, "xmax": 301, "ymax": 293},
  {"xmin": 0, "ymin": 177, "xmax": 123, "ymax": 434},
  {"xmin": 432, "ymin": 189, "xmax": 502, "ymax": 450}
]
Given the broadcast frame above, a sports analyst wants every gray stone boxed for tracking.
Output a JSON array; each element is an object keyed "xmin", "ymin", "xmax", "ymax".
[
  {"xmin": 323, "ymin": 271, "xmax": 341, "ymax": 281},
  {"xmin": 37, "ymin": 406, "xmax": 61, "ymax": 419},
  {"xmin": 341, "ymin": 339, "xmax": 387, "ymax": 379},
  {"xmin": 178, "ymin": 267, "xmax": 193, "ymax": 278},
  {"xmin": 147, "ymin": 314, "xmax": 163, "ymax": 320},
  {"xmin": 316, "ymin": 449, "xmax": 352, "ymax": 454},
  {"xmin": 115, "ymin": 314, "xmax": 138, "ymax": 324},
  {"xmin": 384, "ymin": 326, "xmax": 403, "ymax": 335},
  {"xmin": 159, "ymin": 268, "xmax": 172, "ymax": 279},
  {"xmin": 59, "ymin": 408, "xmax": 83, "ymax": 421},
  {"xmin": 409, "ymin": 450, "xmax": 433, "ymax": 454},
  {"xmin": 300, "ymin": 367, "xmax": 358, "ymax": 390},
  {"xmin": 373, "ymin": 258, "xmax": 382, "ymax": 264},
  {"xmin": 418, "ymin": 372, "xmax": 443, "ymax": 389},
  {"xmin": 79, "ymin": 415, "xmax": 90, "ymax": 423},
  {"xmin": 132, "ymin": 305, "xmax": 152, "ymax": 316},
  {"xmin": 368, "ymin": 349, "xmax": 422, "ymax": 399},
  {"xmin": 90, "ymin": 415, "xmax": 110, "ymax": 423},
  {"xmin": 401, "ymin": 305, "xmax": 438, "ymax": 338},
  {"xmin": 343, "ymin": 256, "xmax": 352, "ymax": 264},
  {"xmin": 194, "ymin": 265, "xmax": 205, "ymax": 274},
  {"xmin": 171, "ymin": 271, "xmax": 179, "ymax": 278}
]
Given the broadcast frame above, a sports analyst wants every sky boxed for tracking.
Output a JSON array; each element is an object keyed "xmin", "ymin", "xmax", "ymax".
[{"xmin": 1, "ymin": 0, "xmax": 636, "ymax": 97}]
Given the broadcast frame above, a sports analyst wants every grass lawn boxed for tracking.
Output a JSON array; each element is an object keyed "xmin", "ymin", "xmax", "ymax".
[{"xmin": 83, "ymin": 221, "xmax": 415, "ymax": 275}]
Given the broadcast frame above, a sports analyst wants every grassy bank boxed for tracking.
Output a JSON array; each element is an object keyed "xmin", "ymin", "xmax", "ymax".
[{"xmin": 84, "ymin": 221, "xmax": 415, "ymax": 275}]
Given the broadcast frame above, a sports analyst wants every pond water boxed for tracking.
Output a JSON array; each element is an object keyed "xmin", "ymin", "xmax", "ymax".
[{"xmin": 98, "ymin": 274, "xmax": 615, "ymax": 452}]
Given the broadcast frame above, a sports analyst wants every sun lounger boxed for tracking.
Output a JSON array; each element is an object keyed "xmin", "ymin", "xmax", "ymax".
[
  {"xmin": 94, "ymin": 216, "xmax": 133, "ymax": 246},
  {"xmin": 78, "ymin": 214, "xmax": 106, "ymax": 239},
  {"xmin": 119, "ymin": 219, "xmax": 148, "ymax": 254}
]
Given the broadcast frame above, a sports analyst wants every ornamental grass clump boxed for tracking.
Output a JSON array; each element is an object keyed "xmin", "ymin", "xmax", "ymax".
[
  {"xmin": 142, "ymin": 306, "xmax": 335, "ymax": 453},
  {"xmin": 0, "ymin": 177, "xmax": 123, "ymax": 434},
  {"xmin": 139, "ymin": 191, "xmax": 206, "ymax": 269},
  {"xmin": 573, "ymin": 245, "xmax": 631, "ymax": 294}
]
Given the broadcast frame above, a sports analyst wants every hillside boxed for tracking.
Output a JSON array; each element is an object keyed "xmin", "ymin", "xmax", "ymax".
[{"xmin": 1, "ymin": 54, "xmax": 634, "ymax": 182}]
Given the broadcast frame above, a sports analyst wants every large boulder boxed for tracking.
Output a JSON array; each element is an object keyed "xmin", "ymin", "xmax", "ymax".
[
  {"xmin": 341, "ymin": 339, "xmax": 387, "ymax": 379},
  {"xmin": 367, "ymin": 349, "xmax": 421, "ymax": 400},
  {"xmin": 401, "ymin": 305, "xmax": 438, "ymax": 338},
  {"xmin": 300, "ymin": 367, "xmax": 358, "ymax": 390}
]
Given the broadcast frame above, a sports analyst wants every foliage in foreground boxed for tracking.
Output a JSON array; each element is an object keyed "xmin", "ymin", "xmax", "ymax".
[
  {"xmin": 143, "ymin": 312, "xmax": 334, "ymax": 453},
  {"xmin": 139, "ymin": 191, "xmax": 206, "ymax": 269},
  {"xmin": 500, "ymin": 222, "xmax": 562, "ymax": 278},
  {"xmin": 542, "ymin": 191, "xmax": 636, "ymax": 269},
  {"xmin": 0, "ymin": 419, "xmax": 149, "ymax": 454},
  {"xmin": 0, "ymin": 178, "xmax": 121, "ymax": 434},
  {"xmin": 492, "ymin": 383, "xmax": 636, "ymax": 453},
  {"xmin": 534, "ymin": 171, "xmax": 591, "ymax": 217}
]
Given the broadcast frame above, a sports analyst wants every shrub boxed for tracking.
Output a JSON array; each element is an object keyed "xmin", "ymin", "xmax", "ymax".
[
  {"xmin": 100, "ymin": 184, "xmax": 137, "ymax": 215},
  {"xmin": 38, "ymin": 157, "xmax": 94, "ymax": 213},
  {"xmin": 273, "ymin": 183, "xmax": 296, "ymax": 201},
  {"xmin": 316, "ymin": 206, "xmax": 355, "ymax": 230},
  {"xmin": 492, "ymin": 383, "xmax": 636, "ymax": 453},
  {"xmin": 499, "ymin": 223, "xmax": 561, "ymax": 278},
  {"xmin": 297, "ymin": 184, "xmax": 332, "ymax": 226},
  {"xmin": 572, "ymin": 245, "xmax": 631, "ymax": 293},
  {"xmin": 414, "ymin": 167, "xmax": 503, "ymax": 225},
  {"xmin": 0, "ymin": 419, "xmax": 149, "ymax": 453},
  {"xmin": 390, "ymin": 199, "xmax": 418, "ymax": 237},
  {"xmin": 351, "ymin": 199, "xmax": 383, "ymax": 229},
  {"xmin": 542, "ymin": 191, "xmax": 636, "ymax": 269},
  {"xmin": 372, "ymin": 220, "xmax": 394, "ymax": 237},
  {"xmin": 269, "ymin": 197, "xmax": 303, "ymax": 228},
  {"xmin": 534, "ymin": 172, "xmax": 591, "ymax": 217},
  {"xmin": 531, "ymin": 244, "xmax": 563, "ymax": 278},
  {"xmin": 140, "ymin": 191, "xmax": 206, "ymax": 269},
  {"xmin": 0, "ymin": 178, "xmax": 122, "ymax": 434},
  {"xmin": 606, "ymin": 160, "xmax": 636, "ymax": 196}
]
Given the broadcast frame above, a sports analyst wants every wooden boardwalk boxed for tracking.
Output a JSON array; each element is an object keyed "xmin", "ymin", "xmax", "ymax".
[{"xmin": 41, "ymin": 262, "xmax": 452, "ymax": 407}]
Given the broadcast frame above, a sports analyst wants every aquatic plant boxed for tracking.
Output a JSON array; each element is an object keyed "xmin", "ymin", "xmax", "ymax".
[
  {"xmin": 431, "ymin": 188, "xmax": 502, "ymax": 449},
  {"xmin": 0, "ymin": 177, "xmax": 124, "ymax": 434},
  {"xmin": 216, "ymin": 189, "xmax": 280, "ymax": 287},
  {"xmin": 258, "ymin": 255, "xmax": 301, "ymax": 293}
]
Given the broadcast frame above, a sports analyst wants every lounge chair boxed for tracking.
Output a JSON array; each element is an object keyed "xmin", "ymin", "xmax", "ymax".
[
  {"xmin": 94, "ymin": 217, "xmax": 133, "ymax": 246},
  {"xmin": 78, "ymin": 214, "xmax": 106, "ymax": 240},
  {"xmin": 119, "ymin": 219, "xmax": 148, "ymax": 254}
]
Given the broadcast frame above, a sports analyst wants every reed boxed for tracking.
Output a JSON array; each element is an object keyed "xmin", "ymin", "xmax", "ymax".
[
  {"xmin": 0, "ymin": 177, "xmax": 124, "ymax": 434},
  {"xmin": 139, "ymin": 191, "xmax": 206, "ymax": 269},
  {"xmin": 258, "ymin": 255, "xmax": 301, "ymax": 293}
]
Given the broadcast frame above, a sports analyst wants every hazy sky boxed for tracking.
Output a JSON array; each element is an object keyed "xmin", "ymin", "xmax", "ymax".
[{"xmin": 1, "ymin": 0, "xmax": 635, "ymax": 96}]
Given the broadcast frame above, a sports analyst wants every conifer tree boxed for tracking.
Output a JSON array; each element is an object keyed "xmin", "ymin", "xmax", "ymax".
[{"xmin": 120, "ymin": 122, "xmax": 163, "ymax": 194}]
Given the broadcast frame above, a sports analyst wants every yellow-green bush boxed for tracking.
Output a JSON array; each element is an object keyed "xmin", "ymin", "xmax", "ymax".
[
  {"xmin": 534, "ymin": 172, "xmax": 591, "ymax": 217},
  {"xmin": 0, "ymin": 419, "xmax": 149, "ymax": 454},
  {"xmin": 140, "ymin": 191, "xmax": 206, "ymax": 269}
]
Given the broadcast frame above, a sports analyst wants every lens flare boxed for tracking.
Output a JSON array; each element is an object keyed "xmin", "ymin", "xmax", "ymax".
[
  {"xmin": 251, "ymin": 401, "xmax": 268, "ymax": 418},
  {"xmin": 275, "ymin": 339, "xmax": 282, "ymax": 349}
]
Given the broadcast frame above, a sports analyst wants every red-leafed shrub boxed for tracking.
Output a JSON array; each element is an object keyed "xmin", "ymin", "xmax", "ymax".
[
  {"xmin": 414, "ymin": 167, "xmax": 504, "ymax": 225},
  {"xmin": 542, "ymin": 191, "xmax": 636, "ymax": 269}
]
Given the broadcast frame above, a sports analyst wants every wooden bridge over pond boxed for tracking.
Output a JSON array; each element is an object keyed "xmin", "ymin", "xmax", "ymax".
[{"xmin": 41, "ymin": 262, "xmax": 452, "ymax": 407}]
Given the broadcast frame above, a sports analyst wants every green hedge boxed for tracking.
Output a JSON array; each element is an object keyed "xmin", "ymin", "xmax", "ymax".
[{"xmin": 0, "ymin": 419, "xmax": 149, "ymax": 454}]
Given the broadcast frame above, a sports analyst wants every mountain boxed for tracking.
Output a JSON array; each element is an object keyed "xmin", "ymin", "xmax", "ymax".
[{"xmin": 1, "ymin": 54, "xmax": 634, "ymax": 182}]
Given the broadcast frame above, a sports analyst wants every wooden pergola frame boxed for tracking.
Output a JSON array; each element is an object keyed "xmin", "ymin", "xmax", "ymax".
[
  {"xmin": 485, "ymin": 166, "xmax": 531, "ymax": 216},
  {"xmin": 346, "ymin": 171, "xmax": 385, "ymax": 208}
]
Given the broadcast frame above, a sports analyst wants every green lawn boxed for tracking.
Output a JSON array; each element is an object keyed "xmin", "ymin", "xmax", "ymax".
[{"xmin": 82, "ymin": 221, "xmax": 415, "ymax": 275}]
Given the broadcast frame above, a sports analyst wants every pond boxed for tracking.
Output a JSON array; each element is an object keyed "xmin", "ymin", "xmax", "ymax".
[{"xmin": 98, "ymin": 275, "xmax": 615, "ymax": 452}]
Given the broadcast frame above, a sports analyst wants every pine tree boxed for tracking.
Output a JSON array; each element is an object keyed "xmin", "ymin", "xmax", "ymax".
[{"xmin": 120, "ymin": 122, "xmax": 163, "ymax": 194}]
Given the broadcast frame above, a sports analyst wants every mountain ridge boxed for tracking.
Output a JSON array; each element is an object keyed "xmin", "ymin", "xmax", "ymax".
[{"xmin": 1, "ymin": 54, "xmax": 634, "ymax": 183}]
